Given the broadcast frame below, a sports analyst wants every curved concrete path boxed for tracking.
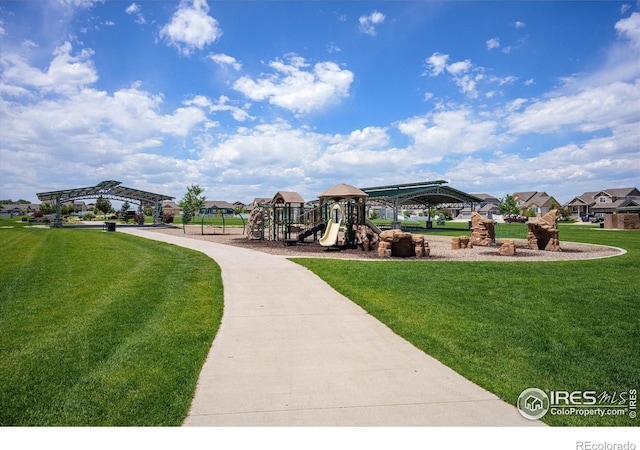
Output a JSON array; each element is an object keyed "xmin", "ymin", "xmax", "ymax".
[{"xmin": 120, "ymin": 228, "xmax": 543, "ymax": 426}]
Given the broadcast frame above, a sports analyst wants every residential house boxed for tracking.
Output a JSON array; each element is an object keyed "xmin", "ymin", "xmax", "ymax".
[
  {"xmin": 512, "ymin": 191, "xmax": 560, "ymax": 217},
  {"xmin": 62, "ymin": 201, "xmax": 88, "ymax": 214},
  {"xmin": 161, "ymin": 200, "xmax": 181, "ymax": 216},
  {"xmin": 248, "ymin": 197, "xmax": 272, "ymax": 210},
  {"xmin": 564, "ymin": 187, "xmax": 640, "ymax": 219},
  {"xmin": 471, "ymin": 193, "xmax": 501, "ymax": 219},
  {"xmin": 200, "ymin": 200, "xmax": 235, "ymax": 216},
  {"xmin": 0, "ymin": 203, "xmax": 39, "ymax": 217},
  {"xmin": 233, "ymin": 201, "xmax": 247, "ymax": 212}
]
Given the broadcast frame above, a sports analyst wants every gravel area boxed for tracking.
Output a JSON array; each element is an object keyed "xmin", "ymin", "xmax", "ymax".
[{"xmin": 145, "ymin": 226, "xmax": 623, "ymax": 262}]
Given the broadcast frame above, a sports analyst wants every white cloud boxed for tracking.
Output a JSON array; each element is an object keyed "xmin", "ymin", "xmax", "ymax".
[
  {"xmin": 208, "ymin": 53, "xmax": 242, "ymax": 70},
  {"xmin": 125, "ymin": 3, "xmax": 140, "ymax": 14},
  {"xmin": 359, "ymin": 10, "xmax": 385, "ymax": 36},
  {"xmin": 185, "ymin": 95, "xmax": 253, "ymax": 122},
  {"xmin": 486, "ymin": 38, "xmax": 500, "ymax": 50},
  {"xmin": 615, "ymin": 12, "xmax": 640, "ymax": 48},
  {"xmin": 424, "ymin": 52, "xmax": 449, "ymax": 76},
  {"xmin": 508, "ymin": 80, "xmax": 640, "ymax": 134},
  {"xmin": 446, "ymin": 60, "xmax": 472, "ymax": 75},
  {"xmin": 0, "ymin": 42, "xmax": 97, "ymax": 96},
  {"xmin": 424, "ymin": 52, "xmax": 520, "ymax": 99},
  {"xmin": 160, "ymin": 0, "xmax": 222, "ymax": 56},
  {"xmin": 125, "ymin": 2, "xmax": 146, "ymax": 25},
  {"xmin": 515, "ymin": 21, "xmax": 526, "ymax": 29},
  {"xmin": 396, "ymin": 108, "xmax": 504, "ymax": 163},
  {"xmin": 232, "ymin": 55, "xmax": 354, "ymax": 114}
]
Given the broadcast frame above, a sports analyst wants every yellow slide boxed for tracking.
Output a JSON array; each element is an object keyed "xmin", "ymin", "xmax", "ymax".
[{"xmin": 319, "ymin": 204, "xmax": 344, "ymax": 247}]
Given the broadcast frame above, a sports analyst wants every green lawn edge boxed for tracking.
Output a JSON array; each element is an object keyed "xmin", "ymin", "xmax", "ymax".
[{"xmin": 0, "ymin": 224, "xmax": 223, "ymax": 426}]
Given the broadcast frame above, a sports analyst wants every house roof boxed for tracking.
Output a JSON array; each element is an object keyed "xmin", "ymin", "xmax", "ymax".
[
  {"xmin": 1, "ymin": 203, "xmax": 33, "ymax": 211},
  {"xmin": 479, "ymin": 203, "xmax": 500, "ymax": 212},
  {"xmin": 472, "ymin": 193, "xmax": 499, "ymax": 202},
  {"xmin": 162, "ymin": 200, "xmax": 180, "ymax": 208},
  {"xmin": 597, "ymin": 187, "xmax": 640, "ymax": 198},
  {"xmin": 203, "ymin": 200, "xmax": 235, "ymax": 209},
  {"xmin": 513, "ymin": 191, "xmax": 537, "ymax": 202},
  {"xmin": 564, "ymin": 187, "xmax": 639, "ymax": 208},
  {"xmin": 513, "ymin": 191, "xmax": 558, "ymax": 208}
]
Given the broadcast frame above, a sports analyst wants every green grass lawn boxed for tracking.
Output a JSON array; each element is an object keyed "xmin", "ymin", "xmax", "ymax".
[
  {"xmin": 292, "ymin": 225, "xmax": 639, "ymax": 426},
  {"xmin": 0, "ymin": 220, "xmax": 223, "ymax": 426}
]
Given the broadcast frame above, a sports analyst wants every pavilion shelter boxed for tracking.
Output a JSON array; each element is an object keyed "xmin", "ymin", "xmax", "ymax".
[
  {"xmin": 361, "ymin": 180, "xmax": 483, "ymax": 229},
  {"xmin": 37, "ymin": 180, "xmax": 174, "ymax": 227}
]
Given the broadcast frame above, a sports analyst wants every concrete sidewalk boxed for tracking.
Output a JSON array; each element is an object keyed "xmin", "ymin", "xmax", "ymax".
[{"xmin": 120, "ymin": 228, "xmax": 543, "ymax": 426}]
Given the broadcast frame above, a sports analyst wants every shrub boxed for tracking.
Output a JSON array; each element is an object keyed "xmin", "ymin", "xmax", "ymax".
[
  {"xmin": 82, "ymin": 212, "xmax": 95, "ymax": 221},
  {"xmin": 163, "ymin": 212, "xmax": 174, "ymax": 223}
]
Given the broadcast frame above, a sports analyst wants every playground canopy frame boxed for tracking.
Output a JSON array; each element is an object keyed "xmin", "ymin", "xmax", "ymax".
[
  {"xmin": 36, "ymin": 180, "xmax": 174, "ymax": 227},
  {"xmin": 361, "ymin": 180, "xmax": 483, "ymax": 226}
]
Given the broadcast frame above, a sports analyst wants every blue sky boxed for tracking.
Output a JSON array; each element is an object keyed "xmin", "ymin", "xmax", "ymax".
[{"xmin": 1, "ymin": 0, "xmax": 638, "ymax": 205}]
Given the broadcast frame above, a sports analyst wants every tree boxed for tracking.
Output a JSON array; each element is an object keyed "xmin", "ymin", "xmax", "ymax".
[
  {"xmin": 96, "ymin": 197, "xmax": 112, "ymax": 219},
  {"xmin": 39, "ymin": 202, "xmax": 54, "ymax": 215},
  {"xmin": 120, "ymin": 201, "xmax": 130, "ymax": 223},
  {"xmin": 179, "ymin": 184, "xmax": 206, "ymax": 225},
  {"xmin": 499, "ymin": 194, "xmax": 521, "ymax": 218}
]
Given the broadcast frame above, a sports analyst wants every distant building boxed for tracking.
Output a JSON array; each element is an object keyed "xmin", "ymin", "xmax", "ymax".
[
  {"xmin": 564, "ymin": 187, "xmax": 640, "ymax": 219},
  {"xmin": 512, "ymin": 191, "xmax": 560, "ymax": 217},
  {"xmin": 0, "ymin": 203, "xmax": 39, "ymax": 217},
  {"xmin": 248, "ymin": 197, "xmax": 272, "ymax": 210},
  {"xmin": 161, "ymin": 200, "xmax": 181, "ymax": 216},
  {"xmin": 200, "ymin": 201, "xmax": 235, "ymax": 215}
]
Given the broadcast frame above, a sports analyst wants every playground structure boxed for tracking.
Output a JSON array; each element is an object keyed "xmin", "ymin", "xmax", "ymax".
[
  {"xmin": 244, "ymin": 180, "xmax": 484, "ymax": 256},
  {"xmin": 245, "ymin": 183, "xmax": 373, "ymax": 249}
]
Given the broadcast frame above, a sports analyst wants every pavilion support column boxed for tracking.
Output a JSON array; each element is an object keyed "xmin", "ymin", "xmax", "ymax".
[
  {"xmin": 153, "ymin": 201, "xmax": 162, "ymax": 225},
  {"xmin": 392, "ymin": 198, "xmax": 400, "ymax": 229},
  {"xmin": 53, "ymin": 197, "xmax": 63, "ymax": 228}
]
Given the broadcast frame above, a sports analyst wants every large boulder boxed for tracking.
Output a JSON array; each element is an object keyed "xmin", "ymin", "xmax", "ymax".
[
  {"xmin": 527, "ymin": 210, "xmax": 561, "ymax": 251},
  {"xmin": 378, "ymin": 229, "xmax": 429, "ymax": 258},
  {"xmin": 470, "ymin": 212, "xmax": 496, "ymax": 246}
]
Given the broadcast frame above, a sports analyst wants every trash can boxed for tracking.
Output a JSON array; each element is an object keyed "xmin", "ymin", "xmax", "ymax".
[
  {"xmin": 599, "ymin": 222, "xmax": 604, "ymax": 229},
  {"xmin": 106, "ymin": 222, "xmax": 116, "ymax": 232}
]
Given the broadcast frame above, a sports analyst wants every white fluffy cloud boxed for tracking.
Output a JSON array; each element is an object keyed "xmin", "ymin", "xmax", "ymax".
[
  {"xmin": 615, "ymin": 12, "xmax": 640, "ymax": 48},
  {"xmin": 160, "ymin": 0, "xmax": 222, "ymax": 56},
  {"xmin": 1, "ymin": 42, "xmax": 97, "ymax": 96},
  {"xmin": 233, "ymin": 55, "xmax": 354, "ymax": 114},
  {"xmin": 208, "ymin": 53, "xmax": 242, "ymax": 70},
  {"xmin": 125, "ymin": 3, "xmax": 146, "ymax": 25},
  {"xmin": 397, "ymin": 109, "xmax": 504, "ymax": 164},
  {"xmin": 424, "ymin": 52, "xmax": 521, "ymax": 99},
  {"xmin": 508, "ymin": 80, "xmax": 640, "ymax": 134},
  {"xmin": 486, "ymin": 38, "xmax": 500, "ymax": 50},
  {"xmin": 359, "ymin": 10, "xmax": 385, "ymax": 36}
]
